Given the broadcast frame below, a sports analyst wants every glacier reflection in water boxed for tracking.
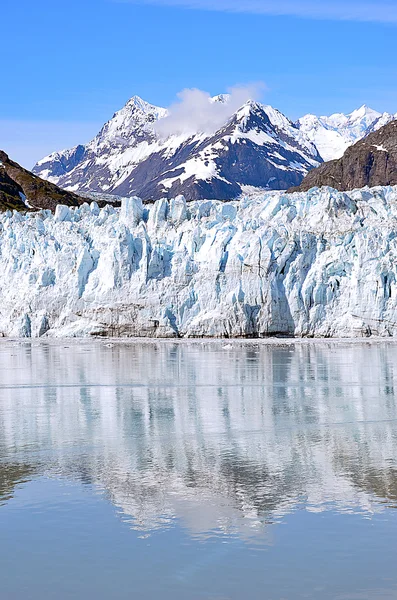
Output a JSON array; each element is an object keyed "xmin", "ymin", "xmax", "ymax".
[{"xmin": 1, "ymin": 340, "xmax": 397, "ymax": 599}]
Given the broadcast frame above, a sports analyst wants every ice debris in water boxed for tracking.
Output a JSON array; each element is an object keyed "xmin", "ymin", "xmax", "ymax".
[{"xmin": 2, "ymin": 186, "xmax": 397, "ymax": 338}]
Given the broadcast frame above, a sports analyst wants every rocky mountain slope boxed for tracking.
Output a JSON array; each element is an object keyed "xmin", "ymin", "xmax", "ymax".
[
  {"xmin": 297, "ymin": 105, "xmax": 397, "ymax": 162},
  {"xmin": 291, "ymin": 120, "xmax": 397, "ymax": 192},
  {"xmin": 0, "ymin": 150, "xmax": 82, "ymax": 212},
  {"xmin": 32, "ymin": 95, "xmax": 396, "ymax": 201},
  {"xmin": 0, "ymin": 163, "xmax": 28, "ymax": 211},
  {"xmin": 33, "ymin": 96, "xmax": 322, "ymax": 200},
  {"xmin": 2, "ymin": 186, "xmax": 397, "ymax": 338}
]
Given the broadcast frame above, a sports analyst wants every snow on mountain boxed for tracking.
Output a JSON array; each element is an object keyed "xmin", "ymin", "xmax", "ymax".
[
  {"xmin": 298, "ymin": 105, "xmax": 397, "ymax": 161},
  {"xmin": 33, "ymin": 95, "xmax": 322, "ymax": 200},
  {"xmin": 116, "ymin": 100, "xmax": 322, "ymax": 200},
  {"xmin": 292, "ymin": 119, "xmax": 397, "ymax": 192},
  {"xmin": 33, "ymin": 94, "xmax": 397, "ymax": 199},
  {"xmin": 34, "ymin": 96, "xmax": 169, "ymax": 192},
  {"xmin": 2, "ymin": 185, "xmax": 397, "ymax": 339}
]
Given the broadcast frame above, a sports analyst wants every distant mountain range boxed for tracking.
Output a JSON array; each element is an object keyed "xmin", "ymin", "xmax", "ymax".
[
  {"xmin": 33, "ymin": 96, "xmax": 396, "ymax": 201},
  {"xmin": 297, "ymin": 105, "xmax": 397, "ymax": 162},
  {"xmin": 291, "ymin": 119, "xmax": 397, "ymax": 192}
]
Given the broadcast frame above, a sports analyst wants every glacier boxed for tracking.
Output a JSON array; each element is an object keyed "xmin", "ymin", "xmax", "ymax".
[{"xmin": 2, "ymin": 185, "xmax": 397, "ymax": 338}]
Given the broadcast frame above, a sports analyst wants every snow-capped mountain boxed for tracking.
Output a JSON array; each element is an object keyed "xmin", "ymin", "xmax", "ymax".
[
  {"xmin": 33, "ymin": 96, "xmax": 322, "ymax": 200},
  {"xmin": 292, "ymin": 119, "xmax": 397, "ymax": 192},
  {"xmin": 297, "ymin": 105, "xmax": 397, "ymax": 161},
  {"xmin": 34, "ymin": 96, "xmax": 168, "ymax": 191},
  {"xmin": 33, "ymin": 96, "xmax": 397, "ymax": 200}
]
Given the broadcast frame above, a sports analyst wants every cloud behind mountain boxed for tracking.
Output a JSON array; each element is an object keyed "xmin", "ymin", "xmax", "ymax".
[{"xmin": 154, "ymin": 84, "xmax": 265, "ymax": 138}]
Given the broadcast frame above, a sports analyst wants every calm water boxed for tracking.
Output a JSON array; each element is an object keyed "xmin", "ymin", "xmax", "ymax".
[{"xmin": 1, "ymin": 340, "xmax": 397, "ymax": 600}]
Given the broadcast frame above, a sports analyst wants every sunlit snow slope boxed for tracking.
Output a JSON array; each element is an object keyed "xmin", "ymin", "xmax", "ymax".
[{"xmin": 298, "ymin": 105, "xmax": 397, "ymax": 161}]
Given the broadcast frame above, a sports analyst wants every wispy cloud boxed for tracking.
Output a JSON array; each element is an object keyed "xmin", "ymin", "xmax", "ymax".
[
  {"xmin": 0, "ymin": 120, "xmax": 100, "ymax": 169},
  {"xmin": 155, "ymin": 83, "xmax": 265, "ymax": 138},
  {"xmin": 115, "ymin": 0, "xmax": 397, "ymax": 23}
]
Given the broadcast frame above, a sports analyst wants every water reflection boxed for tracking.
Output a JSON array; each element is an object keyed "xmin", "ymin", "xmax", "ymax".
[
  {"xmin": 1, "ymin": 340, "xmax": 397, "ymax": 537},
  {"xmin": 0, "ymin": 463, "xmax": 36, "ymax": 506}
]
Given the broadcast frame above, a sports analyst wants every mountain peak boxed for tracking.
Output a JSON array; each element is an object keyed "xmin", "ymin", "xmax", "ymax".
[
  {"xmin": 34, "ymin": 93, "xmax": 395, "ymax": 201},
  {"xmin": 298, "ymin": 104, "xmax": 394, "ymax": 161},
  {"xmin": 349, "ymin": 104, "xmax": 380, "ymax": 121},
  {"xmin": 33, "ymin": 94, "xmax": 322, "ymax": 200},
  {"xmin": 125, "ymin": 95, "xmax": 163, "ymax": 114},
  {"xmin": 234, "ymin": 99, "xmax": 264, "ymax": 118}
]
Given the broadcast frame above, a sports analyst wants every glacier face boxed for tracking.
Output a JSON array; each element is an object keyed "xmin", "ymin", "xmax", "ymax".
[{"xmin": 2, "ymin": 186, "xmax": 397, "ymax": 338}]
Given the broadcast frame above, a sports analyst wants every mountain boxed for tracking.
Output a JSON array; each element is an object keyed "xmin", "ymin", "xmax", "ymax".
[
  {"xmin": 33, "ymin": 96, "xmax": 322, "ymax": 200},
  {"xmin": 0, "ymin": 150, "xmax": 83, "ymax": 212},
  {"xmin": 297, "ymin": 105, "xmax": 397, "ymax": 161},
  {"xmin": 33, "ymin": 96, "xmax": 167, "ymax": 190},
  {"xmin": 2, "ymin": 186, "xmax": 397, "ymax": 338},
  {"xmin": 0, "ymin": 158, "xmax": 28, "ymax": 211},
  {"xmin": 290, "ymin": 119, "xmax": 397, "ymax": 192}
]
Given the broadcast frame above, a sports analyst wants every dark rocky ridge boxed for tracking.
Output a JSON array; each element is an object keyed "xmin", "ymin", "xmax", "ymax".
[
  {"xmin": 0, "ymin": 165, "xmax": 27, "ymax": 211},
  {"xmin": 0, "ymin": 150, "xmax": 83, "ymax": 212},
  {"xmin": 290, "ymin": 119, "xmax": 397, "ymax": 192}
]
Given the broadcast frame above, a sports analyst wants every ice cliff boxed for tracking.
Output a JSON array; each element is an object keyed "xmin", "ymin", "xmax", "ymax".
[{"xmin": 2, "ymin": 185, "xmax": 397, "ymax": 338}]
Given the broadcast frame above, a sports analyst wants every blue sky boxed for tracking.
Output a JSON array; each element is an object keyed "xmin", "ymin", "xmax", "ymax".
[{"xmin": 2, "ymin": 0, "xmax": 397, "ymax": 167}]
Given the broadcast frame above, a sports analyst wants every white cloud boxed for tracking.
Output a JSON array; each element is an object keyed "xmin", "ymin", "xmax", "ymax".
[
  {"xmin": 155, "ymin": 83, "xmax": 265, "ymax": 138},
  {"xmin": 115, "ymin": 0, "xmax": 397, "ymax": 23},
  {"xmin": 0, "ymin": 120, "xmax": 100, "ymax": 169}
]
